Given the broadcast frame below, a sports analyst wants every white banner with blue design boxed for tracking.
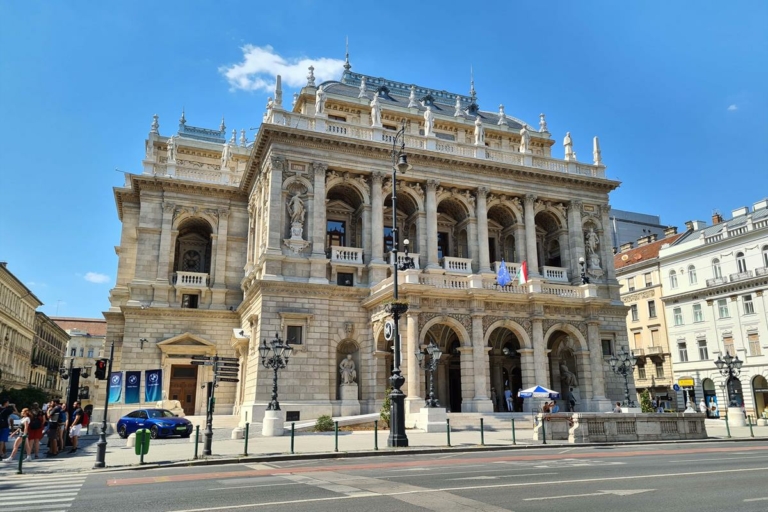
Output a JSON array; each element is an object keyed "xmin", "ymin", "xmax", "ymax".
[
  {"xmin": 108, "ymin": 372, "xmax": 123, "ymax": 404},
  {"xmin": 144, "ymin": 369, "xmax": 163, "ymax": 402}
]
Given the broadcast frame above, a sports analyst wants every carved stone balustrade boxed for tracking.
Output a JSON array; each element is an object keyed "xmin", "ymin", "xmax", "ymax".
[
  {"xmin": 541, "ymin": 266, "xmax": 569, "ymax": 283},
  {"xmin": 173, "ymin": 272, "xmax": 210, "ymax": 290},
  {"xmin": 442, "ymin": 257, "xmax": 473, "ymax": 275},
  {"xmin": 330, "ymin": 246, "xmax": 364, "ymax": 265},
  {"xmin": 389, "ymin": 252, "xmax": 420, "ymax": 270}
]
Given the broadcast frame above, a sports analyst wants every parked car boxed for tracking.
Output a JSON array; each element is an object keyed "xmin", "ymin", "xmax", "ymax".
[{"xmin": 116, "ymin": 408, "xmax": 193, "ymax": 439}]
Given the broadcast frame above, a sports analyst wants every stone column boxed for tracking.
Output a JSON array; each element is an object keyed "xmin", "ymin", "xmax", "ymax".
[
  {"xmin": 246, "ymin": 203, "xmax": 255, "ymax": 268},
  {"xmin": 361, "ymin": 205, "xmax": 372, "ymax": 264},
  {"xmin": 212, "ymin": 209, "xmax": 229, "ymax": 288},
  {"xmin": 531, "ymin": 318, "xmax": 548, "ymax": 386},
  {"xmin": 599, "ymin": 204, "xmax": 615, "ymax": 281},
  {"xmin": 458, "ymin": 346, "xmax": 475, "ymax": 411},
  {"xmin": 514, "ymin": 224, "xmax": 526, "ymax": 263},
  {"xmin": 524, "ymin": 194, "xmax": 539, "ymax": 276},
  {"xmin": 568, "ymin": 201, "xmax": 585, "ymax": 285},
  {"xmin": 405, "ymin": 311, "xmax": 422, "ymax": 419},
  {"xmin": 417, "ymin": 212, "xmax": 427, "ymax": 267},
  {"xmin": 437, "ymin": 361, "xmax": 449, "ymax": 408},
  {"xmin": 311, "ymin": 162, "xmax": 328, "ymax": 256},
  {"xmin": 370, "ymin": 171, "xmax": 384, "ymax": 263},
  {"xmin": 426, "ymin": 180, "xmax": 440, "ymax": 269},
  {"xmin": 467, "ymin": 218, "xmax": 478, "ymax": 272},
  {"xmin": 476, "ymin": 187, "xmax": 492, "ymax": 273},
  {"xmin": 588, "ymin": 320, "xmax": 609, "ymax": 407},
  {"xmin": 471, "ymin": 314, "xmax": 492, "ymax": 412},
  {"xmin": 156, "ymin": 202, "xmax": 175, "ymax": 282},
  {"xmin": 558, "ymin": 229, "xmax": 571, "ymax": 278},
  {"xmin": 266, "ymin": 157, "xmax": 285, "ymax": 254}
]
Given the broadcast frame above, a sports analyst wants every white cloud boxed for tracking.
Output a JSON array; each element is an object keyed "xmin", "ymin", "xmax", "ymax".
[
  {"xmin": 727, "ymin": 104, "xmax": 738, "ymax": 111},
  {"xmin": 219, "ymin": 45, "xmax": 345, "ymax": 92},
  {"xmin": 84, "ymin": 272, "xmax": 110, "ymax": 284}
]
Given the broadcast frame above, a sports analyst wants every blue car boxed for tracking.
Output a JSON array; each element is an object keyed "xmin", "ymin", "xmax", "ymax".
[{"xmin": 116, "ymin": 408, "xmax": 193, "ymax": 439}]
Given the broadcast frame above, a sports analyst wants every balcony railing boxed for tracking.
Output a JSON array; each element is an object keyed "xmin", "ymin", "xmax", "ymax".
[
  {"xmin": 330, "ymin": 246, "xmax": 364, "ymax": 265},
  {"xmin": 756, "ymin": 267, "xmax": 768, "ymax": 277},
  {"xmin": 647, "ymin": 346, "xmax": 663, "ymax": 355},
  {"xmin": 705, "ymin": 277, "xmax": 727, "ymax": 286},
  {"xmin": 494, "ymin": 260, "xmax": 521, "ymax": 277},
  {"xmin": 173, "ymin": 272, "xmax": 210, "ymax": 290},
  {"xmin": 631, "ymin": 348, "xmax": 645, "ymax": 357},
  {"xmin": 541, "ymin": 266, "xmax": 569, "ymax": 283},
  {"xmin": 389, "ymin": 252, "xmax": 421, "ymax": 270},
  {"xmin": 442, "ymin": 257, "xmax": 473, "ymax": 275},
  {"xmin": 729, "ymin": 270, "xmax": 753, "ymax": 282}
]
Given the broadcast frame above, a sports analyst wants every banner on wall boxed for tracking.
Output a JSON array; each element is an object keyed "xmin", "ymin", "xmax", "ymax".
[
  {"xmin": 108, "ymin": 372, "xmax": 123, "ymax": 404},
  {"xmin": 145, "ymin": 369, "xmax": 163, "ymax": 403},
  {"xmin": 125, "ymin": 371, "xmax": 141, "ymax": 404}
]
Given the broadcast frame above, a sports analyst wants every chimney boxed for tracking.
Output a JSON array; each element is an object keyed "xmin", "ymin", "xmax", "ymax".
[
  {"xmin": 620, "ymin": 242, "xmax": 633, "ymax": 252},
  {"xmin": 685, "ymin": 221, "xmax": 693, "ymax": 231},
  {"xmin": 685, "ymin": 220, "xmax": 707, "ymax": 231},
  {"xmin": 636, "ymin": 236, "xmax": 650, "ymax": 247},
  {"xmin": 664, "ymin": 226, "xmax": 678, "ymax": 237},
  {"xmin": 649, "ymin": 233, "xmax": 658, "ymax": 242},
  {"xmin": 712, "ymin": 211, "xmax": 723, "ymax": 225}
]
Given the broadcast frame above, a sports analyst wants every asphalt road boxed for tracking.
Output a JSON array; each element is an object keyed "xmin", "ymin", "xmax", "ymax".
[{"xmin": 5, "ymin": 440, "xmax": 768, "ymax": 512}]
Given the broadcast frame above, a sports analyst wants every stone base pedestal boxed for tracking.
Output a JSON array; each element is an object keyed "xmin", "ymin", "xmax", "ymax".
[
  {"xmin": 416, "ymin": 406, "xmax": 447, "ymax": 432},
  {"xmin": 757, "ymin": 418, "xmax": 768, "ymax": 427},
  {"xmin": 126, "ymin": 433, "xmax": 136, "ymax": 448},
  {"xmin": 622, "ymin": 407, "xmax": 642, "ymax": 414},
  {"xmin": 231, "ymin": 427, "xmax": 244, "ymax": 439},
  {"xmin": 590, "ymin": 398, "xmax": 613, "ymax": 413},
  {"xmin": 262, "ymin": 410, "xmax": 285, "ymax": 437},
  {"xmin": 726, "ymin": 411, "xmax": 746, "ymax": 427},
  {"xmin": 339, "ymin": 384, "xmax": 360, "ymax": 417}
]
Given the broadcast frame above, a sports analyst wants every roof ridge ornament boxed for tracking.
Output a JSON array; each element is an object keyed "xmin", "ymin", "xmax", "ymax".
[
  {"xmin": 470, "ymin": 66, "xmax": 476, "ymax": 101},
  {"xmin": 274, "ymin": 74, "xmax": 283, "ymax": 108},
  {"xmin": 220, "ymin": 116, "xmax": 226, "ymax": 133},
  {"xmin": 179, "ymin": 108, "xmax": 186, "ymax": 126},
  {"xmin": 593, "ymin": 136, "xmax": 603, "ymax": 166},
  {"xmin": 240, "ymin": 129, "xmax": 247, "ymax": 147},
  {"xmin": 539, "ymin": 113, "xmax": 548, "ymax": 132},
  {"xmin": 344, "ymin": 36, "xmax": 351, "ymax": 72},
  {"xmin": 408, "ymin": 85, "xmax": 418, "ymax": 108},
  {"xmin": 150, "ymin": 114, "xmax": 160, "ymax": 134},
  {"xmin": 230, "ymin": 129, "xmax": 236, "ymax": 145},
  {"xmin": 307, "ymin": 65, "xmax": 316, "ymax": 87},
  {"xmin": 497, "ymin": 104, "xmax": 506, "ymax": 126},
  {"xmin": 358, "ymin": 76, "xmax": 367, "ymax": 99}
]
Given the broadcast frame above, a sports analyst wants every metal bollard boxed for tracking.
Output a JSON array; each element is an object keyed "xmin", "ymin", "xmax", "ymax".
[
  {"xmin": 446, "ymin": 418, "xmax": 451, "ymax": 447},
  {"xmin": 290, "ymin": 423, "xmax": 295, "ymax": 454},
  {"xmin": 480, "ymin": 418, "xmax": 485, "ymax": 446},
  {"xmin": 17, "ymin": 433, "xmax": 28, "ymax": 474},
  {"xmin": 511, "ymin": 418, "xmax": 516, "ymax": 445},
  {"xmin": 374, "ymin": 420, "xmax": 378, "ymax": 451},
  {"xmin": 194, "ymin": 425, "xmax": 200, "ymax": 459},
  {"xmin": 725, "ymin": 414, "xmax": 731, "ymax": 438},
  {"xmin": 243, "ymin": 423, "xmax": 250, "ymax": 456},
  {"xmin": 334, "ymin": 421, "xmax": 339, "ymax": 452},
  {"xmin": 542, "ymin": 416, "xmax": 547, "ymax": 445},
  {"xmin": 748, "ymin": 416, "xmax": 755, "ymax": 438}
]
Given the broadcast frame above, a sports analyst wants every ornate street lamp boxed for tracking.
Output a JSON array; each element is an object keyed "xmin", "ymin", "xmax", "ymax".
[
  {"xmin": 258, "ymin": 333, "xmax": 293, "ymax": 411},
  {"xmin": 386, "ymin": 120, "xmax": 413, "ymax": 448},
  {"xmin": 579, "ymin": 257, "xmax": 590, "ymax": 284},
  {"xmin": 416, "ymin": 340, "xmax": 443, "ymax": 408},
  {"xmin": 609, "ymin": 346, "xmax": 637, "ymax": 407},
  {"xmin": 714, "ymin": 352, "xmax": 743, "ymax": 406}
]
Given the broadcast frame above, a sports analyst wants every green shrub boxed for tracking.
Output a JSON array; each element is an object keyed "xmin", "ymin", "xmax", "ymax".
[
  {"xmin": 639, "ymin": 390, "xmax": 654, "ymax": 413},
  {"xmin": 0, "ymin": 386, "xmax": 51, "ymax": 411},
  {"xmin": 380, "ymin": 387, "xmax": 392, "ymax": 428},
  {"xmin": 314, "ymin": 415, "xmax": 334, "ymax": 432}
]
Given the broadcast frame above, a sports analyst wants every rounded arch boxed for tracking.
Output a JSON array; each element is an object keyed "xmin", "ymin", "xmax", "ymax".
[
  {"xmin": 173, "ymin": 212, "xmax": 217, "ymax": 234},
  {"xmin": 385, "ymin": 181, "xmax": 424, "ymax": 212},
  {"xmin": 535, "ymin": 204, "xmax": 567, "ymax": 229},
  {"xmin": 581, "ymin": 216, "xmax": 604, "ymax": 232},
  {"xmin": 543, "ymin": 323, "xmax": 588, "ymax": 352},
  {"xmin": 483, "ymin": 319, "xmax": 532, "ymax": 350},
  {"xmin": 325, "ymin": 173, "xmax": 370, "ymax": 205},
  {"xmin": 282, "ymin": 174, "xmax": 313, "ymax": 194},
  {"xmin": 419, "ymin": 315, "xmax": 471, "ymax": 348},
  {"xmin": 436, "ymin": 195, "xmax": 472, "ymax": 221}
]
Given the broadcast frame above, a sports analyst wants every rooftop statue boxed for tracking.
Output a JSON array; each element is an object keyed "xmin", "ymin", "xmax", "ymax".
[
  {"xmin": 564, "ymin": 132, "xmax": 575, "ymax": 161},
  {"xmin": 519, "ymin": 126, "xmax": 530, "ymax": 154},
  {"xmin": 358, "ymin": 76, "xmax": 367, "ymax": 99},
  {"xmin": 166, "ymin": 136, "xmax": 176, "ymax": 163},
  {"xmin": 424, "ymin": 106, "xmax": 435, "ymax": 137},
  {"xmin": 370, "ymin": 93, "xmax": 382, "ymax": 127},
  {"xmin": 474, "ymin": 116, "xmax": 485, "ymax": 146},
  {"xmin": 315, "ymin": 85, "xmax": 326, "ymax": 115}
]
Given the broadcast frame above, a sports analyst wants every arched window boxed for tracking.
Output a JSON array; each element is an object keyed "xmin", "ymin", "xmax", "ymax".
[
  {"xmin": 669, "ymin": 270, "xmax": 678, "ymax": 289},
  {"xmin": 736, "ymin": 251, "xmax": 747, "ymax": 273},
  {"xmin": 688, "ymin": 265, "xmax": 697, "ymax": 285},
  {"xmin": 763, "ymin": 245, "xmax": 768, "ymax": 268},
  {"xmin": 712, "ymin": 258, "xmax": 722, "ymax": 279}
]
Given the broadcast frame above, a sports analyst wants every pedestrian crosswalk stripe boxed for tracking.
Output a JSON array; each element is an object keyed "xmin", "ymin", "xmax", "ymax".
[
  {"xmin": 3, "ymin": 506, "xmax": 69, "ymax": 512},
  {"xmin": 0, "ymin": 498, "xmax": 76, "ymax": 507},
  {"xmin": 0, "ymin": 491, "xmax": 79, "ymax": 499}
]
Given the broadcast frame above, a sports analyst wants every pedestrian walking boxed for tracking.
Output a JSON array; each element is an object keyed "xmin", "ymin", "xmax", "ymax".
[
  {"xmin": 27, "ymin": 405, "xmax": 45, "ymax": 459},
  {"xmin": 58, "ymin": 403, "xmax": 68, "ymax": 450},
  {"xmin": 46, "ymin": 400, "xmax": 62, "ymax": 456},
  {"xmin": 504, "ymin": 389, "xmax": 513, "ymax": 412},
  {"xmin": 68, "ymin": 401, "xmax": 84, "ymax": 454},
  {"xmin": 3, "ymin": 408, "xmax": 32, "ymax": 462},
  {"xmin": 0, "ymin": 397, "xmax": 12, "ymax": 459}
]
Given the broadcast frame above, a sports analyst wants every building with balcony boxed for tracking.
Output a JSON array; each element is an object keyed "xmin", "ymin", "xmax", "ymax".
[
  {"xmin": 31, "ymin": 312, "xmax": 69, "ymax": 396},
  {"xmin": 614, "ymin": 228, "xmax": 682, "ymax": 409},
  {"xmin": 51, "ymin": 317, "xmax": 107, "ymax": 407},
  {"xmin": 105, "ymin": 62, "xmax": 632, "ymax": 423},
  {"xmin": 0, "ymin": 262, "xmax": 42, "ymax": 391},
  {"xmin": 659, "ymin": 200, "xmax": 768, "ymax": 419}
]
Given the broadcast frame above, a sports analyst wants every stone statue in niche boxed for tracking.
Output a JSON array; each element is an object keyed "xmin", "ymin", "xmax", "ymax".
[
  {"xmin": 585, "ymin": 227, "xmax": 601, "ymax": 269},
  {"xmin": 315, "ymin": 85, "xmax": 326, "ymax": 115},
  {"xmin": 474, "ymin": 116, "xmax": 485, "ymax": 146},
  {"xmin": 166, "ymin": 136, "xmax": 176, "ymax": 163},
  {"xmin": 288, "ymin": 193, "xmax": 305, "ymax": 240},
  {"xmin": 560, "ymin": 361, "xmax": 578, "ymax": 387},
  {"xmin": 339, "ymin": 354, "xmax": 357, "ymax": 385},
  {"xmin": 423, "ymin": 106, "xmax": 435, "ymax": 137},
  {"xmin": 519, "ymin": 126, "xmax": 530, "ymax": 154},
  {"xmin": 370, "ymin": 94, "xmax": 382, "ymax": 127}
]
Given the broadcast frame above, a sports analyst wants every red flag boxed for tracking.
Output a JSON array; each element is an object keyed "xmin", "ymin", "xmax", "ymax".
[{"xmin": 518, "ymin": 261, "xmax": 528, "ymax": 285}]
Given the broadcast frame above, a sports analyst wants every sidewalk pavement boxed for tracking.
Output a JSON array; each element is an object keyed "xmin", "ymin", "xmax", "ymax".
[{"xmin": 1, "ymin": 418, "xmax": 766, "ymax": 476}]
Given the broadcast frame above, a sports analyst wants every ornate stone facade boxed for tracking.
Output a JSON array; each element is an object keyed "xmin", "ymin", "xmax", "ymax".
[
  {"xmin": 0, "ymin": 262, "xmax": 42, "ymax": 390},
  {"xmin": 105, "ymin": 67, "xmax": 630, "ymax": 423}
]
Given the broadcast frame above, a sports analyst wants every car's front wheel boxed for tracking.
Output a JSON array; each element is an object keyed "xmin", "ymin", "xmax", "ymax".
[
  {"xmin": 117, "ymin": 424, "xmax": 128, "ymax": 439},
  {"xmin": 149, "ymin": 425, "xmax": 159, "ymax": 439}
]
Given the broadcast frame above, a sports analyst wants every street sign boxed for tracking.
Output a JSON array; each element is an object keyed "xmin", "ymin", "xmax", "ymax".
[
  {"xmin": 673, "ymin": 384, "xmax": 680, "ymax": 392},
  {"xmin": 217, "ymin": 357, "xmax": 239, "ymax": 362},
  {"xmin": 384, "ymin": 320, "xmax": 394, "ymax": 341},
  {"xmin": 191, "ymin": 355, "xmax": 211, "ymax": 361},
  {"xmin": 215, "ymin": 362, "xmax": 239, "ymax": 367},
  {"xmin": 191, "ymin": 361, "xmax": 213, "ymax": 366},
  {"xmin": 216, "ymin": 368, "xmax": 239, "ymax": 374},
  {"xmin": 218, "ymin": 377, "xmax": 240, "ymax": 383},
  {"xmin": 678, "ymin": 378, "xmax": 695, "ymax": 387}
]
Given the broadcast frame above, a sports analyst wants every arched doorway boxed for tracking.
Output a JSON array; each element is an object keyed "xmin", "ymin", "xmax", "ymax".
[
  {"xmin": 752, "ymin": 375, "xmax": 768, "ymax": 419},
  {"xmin": 375, "ymin": 329, "xmax": 393, "ymax": 401},
  {"xmin": 702, "ymin": 378, "xmax": 719, "ymax": 418},
  {"xmin": 384, "ymin": 188, "xmax": 420, "ymax": 262},
  {"xmin": 547, "ymin": 330, "xmax": 582, "ymax": 410},
  {"xmin": 487, "ymin": 326, "xmax": 523, "ymax": 412},
  {"xmin": 425, "ymin": 323, "xmax": 463, "ymax": 412}
]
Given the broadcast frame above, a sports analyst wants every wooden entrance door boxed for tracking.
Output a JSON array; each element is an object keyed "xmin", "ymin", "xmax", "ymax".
[{"xmin": 170, "ymin": 365, "xmax": 198, "ymax": 416}]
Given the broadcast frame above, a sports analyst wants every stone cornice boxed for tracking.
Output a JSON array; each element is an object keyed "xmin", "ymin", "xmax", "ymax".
[
  {"xmin": 242, "ymin": 124, "xmax": 620, "ymax": 197},
  {"xmin": 121, "ymin": 306, "xmax": 239, "ymax": 321},
  {"xmin": 243, "ymin": 279, "xmax": 371, "ymax": 302},
  {"xmin": 661, "ymin": 276, "xmax": 768, "ymax": 303}
]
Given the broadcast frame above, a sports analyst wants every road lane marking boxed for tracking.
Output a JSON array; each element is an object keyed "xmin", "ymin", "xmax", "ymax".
[
  {"xmin": 744, "ymin": 497, "xmax": 768, "ymax": 502},
  {"xmin": 208, "ymin": 482, "xmax": 299, "ymax": 491},
  {"xmin": 670, "ymin": 455, "xmax": 768, "ymax": 462},
  {"xmin": 525, "ymin": 489, "xmax": 653, "ymax": 501}
]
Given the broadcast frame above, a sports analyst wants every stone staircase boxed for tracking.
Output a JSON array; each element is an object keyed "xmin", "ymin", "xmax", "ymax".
[{"xmin": 446, "ymin": 412, "xmax": 534, "ymax": 431}]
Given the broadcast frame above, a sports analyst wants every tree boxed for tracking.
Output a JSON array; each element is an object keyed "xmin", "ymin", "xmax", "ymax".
[
  {"xmin": 380, "ymin": 387, "xmax": 392, "ymax": 428},
  {"xmin": 0, "ymin": 386, "xmax": 51, "ymax": 411},
  {"xmin": 639, "ymin": 389, "xmax": 654, "ymax": 413}
]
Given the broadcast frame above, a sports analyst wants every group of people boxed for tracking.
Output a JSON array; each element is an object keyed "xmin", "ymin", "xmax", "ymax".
[
  {"xmin": 0, "ymin": 397, "xmax": 89, "ymax": 463},
  {"xmin": 541, "ymin": 401, "xmax": 561, "ymax": 413}
]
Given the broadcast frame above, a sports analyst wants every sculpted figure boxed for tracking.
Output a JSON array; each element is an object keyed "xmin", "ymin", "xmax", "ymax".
[
  {"xmin": 474, "ymin": 115, "xmax": 485, "ymax": 145},
  {"xmin": 423, "ymin": 106, "xmax": 434, "ymax": 137},
  {"xmin": 221, "ymin": 143, "xmax": 231, "ymax": 169},
  {"xmin": 370, "ymin": 94, "xmax": 382, "ymax": 127},
  {"xmin": 288, "ymin": 193, "xmax": 305, "ymax": 225},
  {"xmin": 564, "ymin": 131, "xmax": 574, "ymax": 160},
  {"xmin": 166, "ymin": 136, "xmax": 176, "ymax": 163},
  {"xmin": 315, "ymin": 85, "xmax": 326, "ymax": 115},
  {"xmin": 585, "ymin": 227, "xmax": 599, "ymax": 255},
  {"xmin": 560, "ymin": 361, "xmax": 578, "ymax": 387},
  {"xmin": 339, "ymin": 354, "xmax": 357, "ymax": 385},
  {"xmin": 519, "ymin": 126, "xmax": 530, "ymax": 153}
]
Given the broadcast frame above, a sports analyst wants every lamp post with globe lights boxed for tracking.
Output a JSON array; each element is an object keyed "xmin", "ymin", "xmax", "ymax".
[
  {"xmin": 609, "ymin": 347, "xmax": 637, "ymax": 407},
  {"xmin": 714, "ymin": 352, "xmax": 743, "ymax": 408},
  {"xmin": 416, "ymin": 340, "xmax": 443, "ymax": 408}
]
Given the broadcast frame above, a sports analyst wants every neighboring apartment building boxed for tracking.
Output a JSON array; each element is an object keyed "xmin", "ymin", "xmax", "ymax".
[
  {"xmin": 104, "ymin": 62, "xmax": 632, "ymax": 424},
  {"xmin": 52, "ymin": 317, "xmax": 107, "ymax": 407},
  {"xmin": 660, "ymin": 200, "xmax": 768, "ymax": 419},
  {"xmin": 31, "ymin": 312, "xmax": 69, "ymax": 396},
  {"xmin": 608, "ymin": 209, "xmax": 668, "ymax": 252},
  {"xmin": 0, "ymin": 262, "xmax": 42, "ymax": 390},
  {"xmin": 615, "ymin": 228, "xmax": 682, "ymax": 409}
]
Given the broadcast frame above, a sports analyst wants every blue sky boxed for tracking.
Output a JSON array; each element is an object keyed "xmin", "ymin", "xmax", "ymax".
[{"xmin": 1, "ymin": 1, "xmax": 766, "ymax": 318}]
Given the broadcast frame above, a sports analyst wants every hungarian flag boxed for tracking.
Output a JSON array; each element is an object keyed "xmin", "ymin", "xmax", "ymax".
[{"xmin": 518, "ymin": 261, "xmax": 529, "ymax": 285}]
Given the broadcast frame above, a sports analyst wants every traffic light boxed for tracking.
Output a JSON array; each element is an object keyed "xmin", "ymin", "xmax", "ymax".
[{"xmin": 94, "ymin": 359, "xmax": 109, "ymax": 380}]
